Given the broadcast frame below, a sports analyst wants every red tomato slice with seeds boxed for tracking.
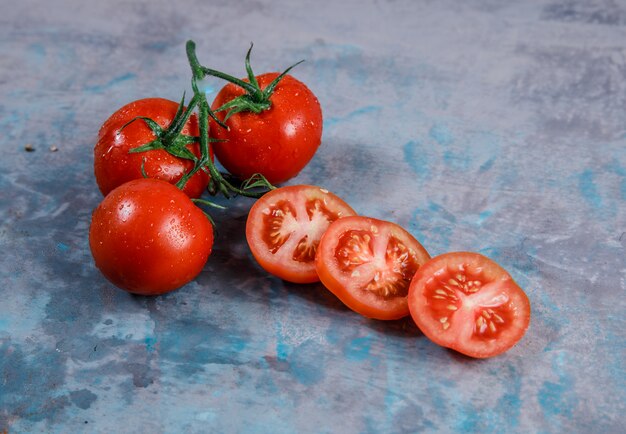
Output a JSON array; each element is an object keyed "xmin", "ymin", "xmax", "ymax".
[
  {"xmin": 316, "ymin": 216, "xmax": 431, "ymax": 320},
  {"xmin": 408, "ymin": 252, "xmax": 531, "ymax": 358},
  {"xmin": 246, "ymin": 185, "xmax": 356, "ymax": 283}
]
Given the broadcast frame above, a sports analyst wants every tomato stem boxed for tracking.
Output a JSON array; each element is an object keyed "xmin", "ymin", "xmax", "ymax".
[
  {"xmin": 119, "ymin": 42, "xmax": 277, "ymax": 200},
  {"xmin": 185, "ymin": 40, "xmax": 276, "ymax": 199}
]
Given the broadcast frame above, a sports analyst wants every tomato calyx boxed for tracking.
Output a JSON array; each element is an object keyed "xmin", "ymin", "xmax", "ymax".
[
  {"xmin": 200, "ymin": 43, "xmax": 304, "ymax": 121},
  {"xmin": 118, "ymin": 92, "xmax": 222, "ymax": 191}
]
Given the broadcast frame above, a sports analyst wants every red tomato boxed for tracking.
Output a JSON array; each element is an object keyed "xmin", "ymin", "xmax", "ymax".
[
  {"xmin": 94, "ymin": 98, "xmax": 209, "ymax": 198},
  {"xmin": 316, "ymin": 216, "xmax": 431, "ymax": 320},
  {"xmin": 210, "ymin": 73, "xmax": 322, "ymax": 184},
  {"xmin": 246, "ymin": 185, "xmax": 356, "ymax": 283},
  {"xmin": 408, "ymin": 252, "xmax": 531, "ymax": 358},
  {"xmin": 89, "ymin": 178, "xmax": 213, "ymax": 295}
]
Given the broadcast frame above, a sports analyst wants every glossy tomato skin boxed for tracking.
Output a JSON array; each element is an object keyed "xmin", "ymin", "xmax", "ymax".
[
  {"xmin": 94, "ymin": 98, "xmax": 209, "ymax": 198},
  {"xmin": 246, "ymin": 185, "xmax": 356, "ymax": 283},
  {"xmin": 316, "ymin": 216, "xmax": 431, "ymax": 320},
  {"xmin": 89, "ymin": 178, "xmax": 213, "ymax": 295},
  {"xmin": 211, "ymin": 73, "xmax": 323, "ymax": 184},
  {"xmin": 408, "ymin": 252, "xmax": 531, "ymax": 358}
]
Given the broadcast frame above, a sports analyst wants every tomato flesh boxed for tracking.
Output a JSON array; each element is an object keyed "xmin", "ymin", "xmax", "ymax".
[
  {"xmin": 246, "ymin": 185, "xmax": 356, "ymax": 283},
  {"xmin": 316, "ymin": 216, "xmax": 431, "ymax": 320},
  {"xmin": 408, "ymin": 252, "xmax": 531, "ymax": 358}
]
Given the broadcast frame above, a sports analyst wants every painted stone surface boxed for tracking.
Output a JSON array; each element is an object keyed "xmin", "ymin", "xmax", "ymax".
[{"xmin": 0, "ymin": 0, "xmax": 624, "ymax": 432}]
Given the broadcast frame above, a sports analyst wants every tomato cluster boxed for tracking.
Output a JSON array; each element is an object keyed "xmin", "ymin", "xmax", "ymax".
[
  {"xmin": 89, "ymin": 40, "xmax": 530, "ymax": 359},
  {"xmin": 90, "ymin": 41, "xmax": 321, "ymax": 297}
]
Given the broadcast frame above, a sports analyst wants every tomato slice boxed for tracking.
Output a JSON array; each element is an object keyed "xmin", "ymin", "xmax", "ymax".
[
  {"xmin": 246, "ymin": 185, "xmax": 356, "ymax": 283},
  {"xmin": 408, "ymin": 252, "xmax": 531, "ymax": 358},
  {"xmin": 316, "ymin": 216, "xmax": 431, "ymax": 320}
]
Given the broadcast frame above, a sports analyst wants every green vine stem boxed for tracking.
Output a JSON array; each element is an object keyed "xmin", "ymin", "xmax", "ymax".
[
  {"xmin": 120, "ymin": 40, "xmax": 276, "ymax": 205},
  {"xmin": 185, "ymin": 40, "xmax": 275, "ymax": 199}
]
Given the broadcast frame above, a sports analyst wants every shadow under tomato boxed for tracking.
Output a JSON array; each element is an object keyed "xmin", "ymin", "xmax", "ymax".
[
  {"xmin": 361, "ymin": 315, "xmax": 425, "ymax": 339},
  {"xmin": 446, "ymin": 348, "xmax": 487, "ymax": 363},
  {"xmin": 199, "ymin": 207, "xmax": 273, "ymax": 287},
  {"xmin": 280, "ymin": 280, "xmax": 351, "ymax": 313}
]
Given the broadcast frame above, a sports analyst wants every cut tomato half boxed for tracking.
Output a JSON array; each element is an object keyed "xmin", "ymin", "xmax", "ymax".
[
  {"xmin": 408, "ymin": 252, "xmax": 531, "ymax": 358},
  {"xmin": 246, "ymin": 185, "xmax": 356, "ymax": 283},
  {"xmin": 316, "ymin": 216, "xmax": 431, "ymax": 320}
]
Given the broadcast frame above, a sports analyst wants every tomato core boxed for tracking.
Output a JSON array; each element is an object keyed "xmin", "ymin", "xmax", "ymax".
[
  {"xmin": 335, "ymin": 232, "xmax": 419, "ymax": 299},
  {"xmin": 423, "ymin": 264, "xmax": 516, "ymax": 337},
  {"xmin": 262, "ymin": 198, "xmax": 342, "ymax": 263}
]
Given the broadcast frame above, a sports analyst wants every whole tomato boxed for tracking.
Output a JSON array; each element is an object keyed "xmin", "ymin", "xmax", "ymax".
[
  {"xmin": 89, "ymin": 178, "xmax": 213, "ymax": 295},
  {"xmin": 210, "ymin": 73, "xmax": 322, "ymax": 184},
  {"xmin": 94, "ymin": 98, "xmax": 209, "ymax": 198}
]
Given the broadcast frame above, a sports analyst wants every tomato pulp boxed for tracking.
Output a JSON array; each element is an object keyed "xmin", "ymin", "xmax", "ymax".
[
  {"xmin": 316, "ymin": 216, "xmax": 431, "ymax": 320},
  {"xmin": 94, "ymin": 98, "xmax": 209, "ymax": 198},
  {"xmin": 89, "ymin": 178, "xmax": 214, "ymax": 295},
  {"xmin": 210, "ymin": 73, "xmax": 323, "ymax": 184},
  {"xmin": 408, "ymin": 252, "xmax": 531, "ymax": 358},
  {"xmin": 246, "ymin": 185, "xmax": 356, "ymax": 283}
]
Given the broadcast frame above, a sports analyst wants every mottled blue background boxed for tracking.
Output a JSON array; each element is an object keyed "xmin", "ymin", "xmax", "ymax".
[{"xmin": 1, "ymin": 0, "xmax": 625, "ymax": 433}]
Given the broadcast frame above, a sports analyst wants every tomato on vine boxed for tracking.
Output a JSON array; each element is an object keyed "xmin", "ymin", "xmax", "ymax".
[
  {"xmin": 89, "ymin": 178, "xmax": 214, "ymax": 295},
  {"xmin": 94, "ymin": 98, "xmax": 210, "ymax": 198},
  {"xmin": 204, "ymin": 45, "xmax": 323, "ymax": 184}
]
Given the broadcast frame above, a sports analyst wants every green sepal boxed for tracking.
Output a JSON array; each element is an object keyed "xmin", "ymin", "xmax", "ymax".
[
  {"xmin": 119, "ymin": 116, "xmax": 164, "ymax": 136},
  {"xmin": 215, "ymin": 95, "xmax": 271, "ymax": 122},
  {"xmin": 244, "ymin": 43, "xmax": 261, "ymax": 95},
  {"xmin": 140, "ymin": 158, "xmax": 149, "ymax": 178},
  {"xmin": 263, "ymin": 59, "xmax": 305, "ymax": 99},
  {"xmin": 167, "ymin": 92, "xmax": 188, "ymax": 135},
  {"xmin": 192, "ymin": 198, "xmax": 227, "ymax": 210},
  {"xmin": 242, "ymin": 173, "xmax": 275, "ymax": 191},
  {"xmin": 128, "ymin": 139, "xmax": 165, "ymax": 154},
  {"xmin": 166, "ymin": 143, "xmax": 198, "ymax": 162}
]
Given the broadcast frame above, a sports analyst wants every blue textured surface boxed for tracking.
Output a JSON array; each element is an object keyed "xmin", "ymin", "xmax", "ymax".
[{"xmin": 1, "ymin": 0, "xmax": 625, "ymax": 432}]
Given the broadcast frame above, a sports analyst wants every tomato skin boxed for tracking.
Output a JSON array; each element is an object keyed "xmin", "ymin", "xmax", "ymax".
[
  {"xmin": 89, "ymin": 178, "xmax": 213, "ymax": 295},
  {"xmin": 408, "ymin": 252, "xmax": 531, "ymax": 358},
  {"xmin": 316, "ymin": 216, "xmax": 431, "ymax": 320},
  {"xmin": 210, "ymin": 73, "xmax": 323, "ymax": 184},
  {"xmin": 94, "ymin": 98, "xmax": 209, "ymax": 199},
  {"xmin": 246, "ymin": 185, "xmax": 356, "ymax": 283}
]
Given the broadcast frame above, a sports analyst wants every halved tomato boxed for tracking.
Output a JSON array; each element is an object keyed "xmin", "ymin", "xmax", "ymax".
[
  {"xmin": 246, "ymin": 185, "xmax": 356, "ymax": 283},
  {"xmin": 408, "ymin": 252, "xmax": 531, "ymax": 358},
  {"xmin": 316, "ymin": 216, "xmax": 431, "ymax": 320}
]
